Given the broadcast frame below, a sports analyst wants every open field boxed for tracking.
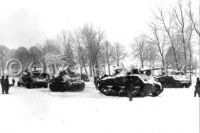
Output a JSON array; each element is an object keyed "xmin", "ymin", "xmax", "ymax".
[{"xmin": 0, "ymin": 81, "xmax": 198, "ymax": 133}]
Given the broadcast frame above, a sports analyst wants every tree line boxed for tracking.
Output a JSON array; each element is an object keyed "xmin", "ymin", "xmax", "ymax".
[{"xmin": 0, "ymin": 25, "xmax": 127, "ymax": 76}]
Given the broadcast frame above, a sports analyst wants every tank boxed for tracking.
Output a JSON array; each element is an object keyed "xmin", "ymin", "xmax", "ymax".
[
  {"xmin": 49, "ymin": 67, "xmax": 85, "ymax": 92},
  {"xmin": 156, "ymin": 70, "xmax": 191, "ymax": 88},
  {"xmin": 17, "ymin": 69, "xmax": 50, "ymax": 88},
  {"xmin": 17, "ymin": 70, "xmax": 34, "ymax": 88},
  {"xmin": 97, "ymin": 68, "xmax": 163, "ymax": 97},
  {"xmin": 31, "ymin": 70, "xmax": 50, "ymax": 88}
]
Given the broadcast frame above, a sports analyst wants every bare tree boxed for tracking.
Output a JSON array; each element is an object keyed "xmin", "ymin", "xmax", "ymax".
[
  {"xmin": 29, "ymin": 46, "xmax": 42, "ymax": 62},
  {"xmin": 37, "ymin": 39, "xmax": 61, "ymax": 72},
  {"xmin": 131, "ymin": 34, "xmax": 148, "ymax": 68},
  {"xmin": 81, "ymin": 24, "xmax": 104, "ymax": 76},
  {"xmin": 113, "ymin": 42, "xmax": 127, "ymax": 66},
  {"xmin": 173, "ymin": 0, "xmax": 190, "ymax": 73},
  {"xmin": 43, "ymin": 39, "xmax": 60, "ymax": 55},
  {"xmin": 153, "ymin": 7, "xmax": 180, "ymax": 70},
  {"xmin": 74, "ymin": 31, "xmax": 88, "ymax": 76},
  {"xmin": 102, "ymin": 41, "xmax": 114, "ymax": 75},
  {"xmin": 144, "ymin": 43, "xmax": 159, "ymax": 67},
  {"xmin": 185, "ymin": 24, "xmax": 194, "ymax": 80},
  {"xmin": 8, "ymin": 49, "xmax": 16, "ymax": 59},
  {"xmin": 57, "ymin": 31, "xmax": 76, "ymax": 66},
  {"xmin": 188, "ymin": 0, "xmax": 200, "ymax": 37},
  {"xmin": 98, "ymin": 50, "xmax": 107, "ymax": 73},
  {"xmin": 15, "ymin": 47, "xmax": 32, "ymax": 71},
  {"xmin": 0, "ymin": 45, "xmax": 10, "ymax": 76},
  {"xmin": 188, "ymin": 0, "xmax": 199, "ymax": 75},
  {"xmin": 149, "ymin": 23, "xmax": 167, "ymax": 67}
]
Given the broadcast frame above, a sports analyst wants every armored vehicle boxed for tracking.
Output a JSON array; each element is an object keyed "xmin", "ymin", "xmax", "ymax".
[
  {"xmin": 17, "ymin": 70, "xmax": 33, "ymax": 88},
  {"xmin": 156, "ymin": 70, "xmax": 191, "ymax": 88},
  {"xmin": 97, "ymin": 68, "xmax": 163, "ymax": 97},
  {"xmin": 49, "ymin": 67, "xmax": 85, "ymax": 92},
  {"xmin": 17, "ymin": 69, "xmax": 50, "ymax": 88}
]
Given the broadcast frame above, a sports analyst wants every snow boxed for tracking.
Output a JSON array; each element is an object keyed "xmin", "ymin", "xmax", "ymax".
[{"xmin": 0, "ymin": 81, "xmax": 198, "ymax": 133}]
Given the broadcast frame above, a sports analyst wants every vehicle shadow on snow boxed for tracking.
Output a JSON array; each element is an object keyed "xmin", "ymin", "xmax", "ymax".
[
  {"xmin": 38, "ymin": 87, "xmax": 162, "ymax": 100},
  {"xmin": 38, "ymin": 87, "xmax": 125, "ymax": 100}
]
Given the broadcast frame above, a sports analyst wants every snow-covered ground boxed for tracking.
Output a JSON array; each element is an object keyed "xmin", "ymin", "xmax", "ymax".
[{"xmin": 0, "ymin": 81, "xmax": 199, "ymax": 133}]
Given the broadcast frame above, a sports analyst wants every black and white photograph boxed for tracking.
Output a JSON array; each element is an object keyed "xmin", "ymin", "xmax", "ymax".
[{"xmin": 0, "ymin": 0, "xmax": 199, "ymax": 133}]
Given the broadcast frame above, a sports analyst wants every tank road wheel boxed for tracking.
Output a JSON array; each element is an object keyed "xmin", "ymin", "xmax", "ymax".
[
  {"xmin": 140, "ymin": 84, "xmax": 153, "ymax": 97},
  {"xmin": 49, "ymin": 83, "xmax": 54, "ymax": 91},
  {"xmin": 98, "ymin": 84, "xmax": 110, "ymax": 96},
  {"xmin": 44, "ymin": 83, "xmax": 48, "ymax": 88},
  {"xmin": 152, "ymin": 85, "xmax": 163, "ymax": 97},
  {"xmin": 126, "ymin": 84, "xmax": 137, "ymax": 98},
  {"xmin": 17, "ymin": 82, "xmax": 21, "ymax": 87},
  {"xmin": 118, "ymin": 87, "xmax": 127, "ymax": 96},
  {"xmin": 25, "ymin": 82, "xmax": 32, "ymax": 89},
  {"xmin": 81, "ymin": 83, "xmax": 85, "ymax": 91},
  {"xmin": 49, "ymin": 83, "xmax": 61, "ymax": 92},
  {"xmin": 108, "ymin": 86, "xmax": 118, "ymax": 96},
  {"xmin": 175, "ymin": 81, "xmax": 181, "ymax": 88}
]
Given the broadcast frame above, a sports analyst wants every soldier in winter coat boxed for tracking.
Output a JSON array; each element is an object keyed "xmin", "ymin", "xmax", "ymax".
[
  {"xmin": 1, "ymin": 76, "xmax": 5, "ymax": 94},
  {"xmin": 5, "ymin": 75, "xmax": 10, "ymax": 94},
  {"xmin": 195, "ymin": 77, "xmax": 200, "ymax": 97},
  {"xmin": 12, "ymin": 78, "xmax": 15, "ymax": 86}
]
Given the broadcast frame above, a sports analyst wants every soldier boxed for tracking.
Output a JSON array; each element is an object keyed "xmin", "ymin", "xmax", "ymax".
[
  {"xmin": 5, "ymin": 75, "xmax": 10, "ymax": 94},
  {"xmin": 94, "ymin": 75, "xmax": 99, "ymax": 89},
  {"xmin": 113, "ymin": 65, "xmax": 122, "ymax": 75},
  {"xmin": 1, "ymin": 76, "xmax": 5, "ymax": 94},
  {"xmin": 127, "ymin": 84, "xmax": 134, "ymax": 101},
  {"xmin": 194, "ymin": 77, "xmax": 200, "ymax": 97},
  {"xmin": 12, "ymin": 78, "xmax": 15, "ymax": 86}
]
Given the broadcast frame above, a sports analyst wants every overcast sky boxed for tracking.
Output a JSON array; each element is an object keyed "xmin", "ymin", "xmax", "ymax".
[{"xmin": 0, "ymin": 0, "xmax": 198, "ymax": 49}]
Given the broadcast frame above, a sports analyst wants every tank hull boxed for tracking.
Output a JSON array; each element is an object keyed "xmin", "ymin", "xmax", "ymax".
[
  {"xmin": 17, "ymin": 80, "xmax": 49, "ymax": 88},
  {"xmin": 49, "ymin": 81, "xmax": 85, "ymax": 92},
  {"xmin": 97, "ymin": 75, "xmax": 163, "ymax": 97},
  {"xmin": 156, "ymin": 76, "xmax": 191, "ymax": 88}
]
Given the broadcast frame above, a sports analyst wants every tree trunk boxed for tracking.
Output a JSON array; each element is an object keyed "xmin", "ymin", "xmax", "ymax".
[
  {"xmin": 80, "ymin": 64, "xmax": 83, "ymax": 80},
  {"xmin": 92, "ymin": 65, "xmax": 95, "ymax": 77},
  {"xmin": 53, "ymin": 64, "xmax": 56, "ymax": 76},
  {"xmin": 117, "ymin": 57, "xmax": 119, "ymax": 66},
  {"xmin": 94, "ymin": 57, "xmax": 99, "ymax": 76},
  {"xmin": 141, "ymin": 58, "xmax": 144, "ymax": 68},
  {"xmin": 80, "ymin": 51, "xmax": 88, "ymax": 76},
  {"xmin": 162, "ymin": 17, "xmax": 179, "ymax": 70},
  {"xmin": 169, "ymin": 37, "xmax": 179, "ymax": 70},
  {"xmin": 107, "ymin": 59, "xmax": 110, "ymax": 75},
  {"xmin": 184, "ymin": 48, "xmax": 187, "ymax": 73},
  {"xmin": 182, "ymin": 36, "xmax": 187, "ymax": 73},
  {"xmin": 83, "ymin": 63, "xmax": 88, "ymax": 76},
  {"xmin": 150, "ymin": 61, "xmax": 152, "ymax": 68},
  {"xmin": 161, "ymin": 55, "xmax": 165, "ymax": 68},
  {"xmin": 2, "ymin": 65, "xmax": 4, "ymax": 76},
  {"xmin": 89, "ymin": 62, "xmax": 92, "ymax": 77},
  {"xmin": 152, "ymin": 60, "xmax": 155, "ymax": 76},
  {"xmin": 103, "ymin": 64, "xmax": 106, "ymax": 74},
  {"xmin": 189, "ymin": 52, "xmax": 192, "ymax": 82},
  {"xmin": 188, "ymin": 43, "xmax": 192, "ymax": 82},
  {"xmin": 41, "ymin": 59, "xmax": 47, "ymax": 73}
]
